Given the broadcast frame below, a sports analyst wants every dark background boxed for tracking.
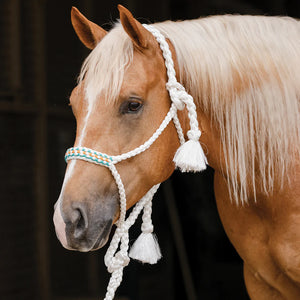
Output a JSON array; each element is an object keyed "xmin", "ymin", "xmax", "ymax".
[{"xmin": 0, "ymin": 0, "xmax": 299, "ymax": 300}]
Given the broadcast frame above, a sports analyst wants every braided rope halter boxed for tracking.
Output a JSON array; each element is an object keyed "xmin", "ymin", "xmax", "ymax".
[{"xmin": 65, "ymin": 24, "xmax": 207, "ymax": 300}]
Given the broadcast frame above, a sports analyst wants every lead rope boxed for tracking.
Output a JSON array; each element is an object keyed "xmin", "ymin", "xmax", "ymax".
[
  {"xmin": 65, "ymin": 24, "xmax": 207, "ymax": 300},
  {"xmin": 104, "ymin": 183, "xmax": 160, "ymax": 300}
]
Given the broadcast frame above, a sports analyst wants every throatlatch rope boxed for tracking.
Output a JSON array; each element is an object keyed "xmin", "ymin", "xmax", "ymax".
[{"xmin": 64, "ymin": 24, "xmax": 207, "ymax": 300}]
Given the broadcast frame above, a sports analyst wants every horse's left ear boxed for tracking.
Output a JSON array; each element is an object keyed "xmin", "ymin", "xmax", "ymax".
[{"xmin": 118, "ymin": 5, "xmax": 154, "ymax": 50}]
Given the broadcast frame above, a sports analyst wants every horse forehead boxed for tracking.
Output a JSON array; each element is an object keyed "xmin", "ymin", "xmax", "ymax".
[
  {"xmin": 72, "ymin": 48, "xmax": 166, "ymax": 114},
  {"xmin": 124, "ymin": 51, "xmax": 166, "ymax": 88}
]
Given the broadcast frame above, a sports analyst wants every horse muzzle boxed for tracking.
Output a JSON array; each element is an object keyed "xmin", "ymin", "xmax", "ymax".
[{"xmin": 53, "ymin": 196, "xmax": 118, "ymax": 252}]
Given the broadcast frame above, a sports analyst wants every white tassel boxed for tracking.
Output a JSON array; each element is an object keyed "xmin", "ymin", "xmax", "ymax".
[
  {"xmin": 129, "ymin": 199, "xmax": 162, "ymax": 264},
  {"xmin": 129, "ymin": 232, "xmax": 162, "ymax": 264},
  {"xmin": 173, "ymin": 139, "xmax": 207, "ymax": 172}
]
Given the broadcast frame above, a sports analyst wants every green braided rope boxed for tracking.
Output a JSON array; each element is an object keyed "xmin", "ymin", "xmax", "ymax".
[{"xmin": 65, "ymin": 147, "xmax": 113, "ymax": 167}]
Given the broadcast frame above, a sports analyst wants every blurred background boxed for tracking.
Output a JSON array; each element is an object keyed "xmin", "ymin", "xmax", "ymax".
[{"xmin": 0, "ymin": 0, "xmax": 299, "ymax": 299}]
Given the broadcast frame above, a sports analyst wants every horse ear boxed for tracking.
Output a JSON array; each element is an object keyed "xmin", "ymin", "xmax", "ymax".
[
  {"xmin": 118, "ymin": 5, "xmax": 153, "ymax": 50},
  {"xmin": 71, "ymin": 7, "xmax": 107, "ymax": 50}
]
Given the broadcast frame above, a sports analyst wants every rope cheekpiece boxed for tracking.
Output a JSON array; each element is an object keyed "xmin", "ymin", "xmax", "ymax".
[{"xmin": 64, "ymin": 24, "xmax": 207, "ymax": 300}]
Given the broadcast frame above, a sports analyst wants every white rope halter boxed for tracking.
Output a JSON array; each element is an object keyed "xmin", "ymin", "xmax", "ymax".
[{"xmin": 65, "ymin": 24, "xmax": 207, "ymax": 300}]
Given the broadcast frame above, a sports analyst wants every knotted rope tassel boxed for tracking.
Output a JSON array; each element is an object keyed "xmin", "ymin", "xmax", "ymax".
[
  {"xmin": 129, "ymin": 197, "xmax": 162, "ymax": 264},
  {"xmin": 103, "ymin": 184, "xmax": 160, "ymax": 300},
  {"xmin": 143, "ymin": 24, "xmax": 208, "ymax": 172},
  {"xmin": 171, "ymin": 87, "xmax": 208, "ymax": 172}
]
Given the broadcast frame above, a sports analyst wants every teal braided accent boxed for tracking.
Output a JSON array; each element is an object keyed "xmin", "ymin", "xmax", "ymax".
[{"xmin": 65, "ymin": 147, "xmax": 113, "ymax": 167}]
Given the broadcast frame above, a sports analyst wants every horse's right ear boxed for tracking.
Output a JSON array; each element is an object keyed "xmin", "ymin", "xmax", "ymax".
[{"xmin": 71, "ymin": 7, "xmax": 107, "ymax": 50}]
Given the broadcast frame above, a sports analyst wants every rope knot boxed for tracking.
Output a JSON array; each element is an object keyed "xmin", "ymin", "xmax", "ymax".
[
  {"xmin": 141, "ymin": 223, "xmax": 154, "ymax": 234},
  {"xmin": 187, "ymin": 129, "xmax": 201, "ymax": 141},
  {"xmin": 166, "ymin": 81, "xmax": 186, "ymax": 110},
  {"xmin": 166, "ymin": 81, "xmax": 185, "ymax": 92},
  {"xmin": 107, "ymin": 251, "xmax": 130, "ymax": 273}
]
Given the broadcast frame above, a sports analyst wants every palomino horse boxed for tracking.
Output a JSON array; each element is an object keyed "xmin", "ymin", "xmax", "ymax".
[{"xmin": 54, "ymin": 5, "xmax": 300, "ymax": 299}]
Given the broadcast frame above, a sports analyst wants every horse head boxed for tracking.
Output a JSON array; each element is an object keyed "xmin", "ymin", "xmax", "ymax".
[{"xmin": 53, "ymin": 6, "xmax": 186, "ymax": 252}]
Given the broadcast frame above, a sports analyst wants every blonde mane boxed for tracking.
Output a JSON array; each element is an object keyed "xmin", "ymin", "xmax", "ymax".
[{"xmin": 79, "ymin": 15, "xmax": 300, "ymax": 204}]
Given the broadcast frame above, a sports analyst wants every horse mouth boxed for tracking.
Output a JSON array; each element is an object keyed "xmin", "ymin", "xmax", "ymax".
[
  {"xmin": 68, "ymin": 218, "xmax": 114, "ymax": 252},
  {"xmin": 90, "ymin": 219, "xmax": 113, "ymax": 251},
  {"xmin": 54, "ymin": 200, "xmax": 117, "ymax": 252}
]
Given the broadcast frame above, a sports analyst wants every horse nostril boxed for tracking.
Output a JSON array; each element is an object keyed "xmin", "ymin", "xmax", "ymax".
[{"xmin": 73, "ymin": 207, "xmax": 88, "ymax": 239}]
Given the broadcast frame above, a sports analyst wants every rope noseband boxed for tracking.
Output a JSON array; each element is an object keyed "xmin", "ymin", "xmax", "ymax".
[{"xmin": 64, "ymin": 24, "xmax": 207, "ymax": 300}]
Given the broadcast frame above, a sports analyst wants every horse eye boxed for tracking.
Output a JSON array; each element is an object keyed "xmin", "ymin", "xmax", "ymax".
[{"xmin": 121, "ymin": 99, "xmax": 143, "ymax": 114}]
